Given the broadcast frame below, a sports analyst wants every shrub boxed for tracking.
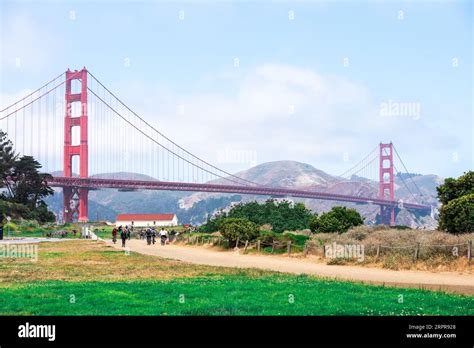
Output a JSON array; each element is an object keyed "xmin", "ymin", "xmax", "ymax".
[
  {"xmin": 18, "ymin": 219, "xmax": 40, "ymax": 230},
  {"xmin": 346, "ymin": 227, "xmax": 369, "ymax": 241},
  {"xmin": 260, "ymin": 224, "xmax": 273, "ymax": 231},
  {"xmin": 199, "ymin": 214, "xmax": 225, "ymax": 233},
  {"xmin": 219, "ymin": 218, "xmax": 259, "ymax": 245},
  {"xmin": 4, "ymin": 222, "xmax": 18, "ymax": 231},
  {"xmin": 326, "ymin": 258, "xmax": 349, "ymax": 265},
  {"xmin": 29, "ymin": 202, "xmax": 56, "ymax": 223},
  {"xmin": 282, "ymin": 232, "xmax": 310, "ymax": 246},
  {"xmin": 310, "ymin": 214, "xmax": 343, "ymax": 233},
  {"xmin": 310, "ymin": 207, "xmax": 364, "ymax": 234},
  {"xmin": 392, "ymin": 225, "xmax": 410, "ymax": 230}
]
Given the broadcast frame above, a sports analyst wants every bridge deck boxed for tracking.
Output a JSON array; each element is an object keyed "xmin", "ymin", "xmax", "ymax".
[{"xmin": 47, "ymin": 176, "xmax": 431, "ymax": 211}]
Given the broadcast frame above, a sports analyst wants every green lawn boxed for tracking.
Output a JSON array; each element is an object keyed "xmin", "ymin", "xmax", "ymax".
[{"xmin": 1, "ymin": 276, "xmax": 473, "ymax": 315}]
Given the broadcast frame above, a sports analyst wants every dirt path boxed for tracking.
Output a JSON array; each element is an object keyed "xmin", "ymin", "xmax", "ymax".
[{"xmin": 110, "ymin": 239, "xmax": 474, "ymax": 295}]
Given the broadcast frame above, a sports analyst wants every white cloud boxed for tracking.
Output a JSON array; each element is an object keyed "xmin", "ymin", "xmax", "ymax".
[{"xmin": 133, "ymin": 63, "xmax": 385, "ymax": 171}]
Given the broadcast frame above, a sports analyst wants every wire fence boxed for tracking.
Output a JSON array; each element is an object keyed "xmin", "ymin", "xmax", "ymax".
[{"xmin": 174, "ymin": 234, "xmax": 473, "ymax": 262}]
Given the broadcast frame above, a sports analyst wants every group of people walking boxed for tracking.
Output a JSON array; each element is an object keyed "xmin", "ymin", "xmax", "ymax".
[
  {"xmin": 112, "ymin": 225, "xmax": 131, "ymax": 247},
  {"xmin": 111, "ymin": 225, "xmax": 172, "ymax": 247},
  {"xmin": 141, "ymin": 227, "xmax": 169, "ymax": 246}
]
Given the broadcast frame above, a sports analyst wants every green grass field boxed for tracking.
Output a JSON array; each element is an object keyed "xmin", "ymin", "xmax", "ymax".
[
  {"xmin": 1, "ymin": 276, "xmax": 473, "ymax": 315},
  {"xmin": 0, "ymin": 241, "xmax": 472, "ymax": 315}
]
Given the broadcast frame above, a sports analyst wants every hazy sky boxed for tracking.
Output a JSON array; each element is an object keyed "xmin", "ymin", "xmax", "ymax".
[{"xmin": 0, "ymin": 0, "xmax": 472, "ymax": 179}]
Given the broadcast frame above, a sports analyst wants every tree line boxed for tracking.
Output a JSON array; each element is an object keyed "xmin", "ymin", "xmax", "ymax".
[{"xmin": 200, "ymin": 198, "xmax": 365, "ymax": 242}]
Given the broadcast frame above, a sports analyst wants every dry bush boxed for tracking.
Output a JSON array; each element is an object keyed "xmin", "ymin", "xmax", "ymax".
[{"xmin": 307, "ymin": 227, "xmax": 474, "ymax": 271}]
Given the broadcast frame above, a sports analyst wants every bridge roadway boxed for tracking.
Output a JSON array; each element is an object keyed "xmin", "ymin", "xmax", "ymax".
[{"xmin": 47, "ymin": 176, "xmax": 431, "ymax": 212}]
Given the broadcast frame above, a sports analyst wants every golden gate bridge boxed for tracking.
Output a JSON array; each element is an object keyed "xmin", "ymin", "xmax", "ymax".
[{"xmin": 0, "ymin": 68, "xmax": 432, "ymax": 225}]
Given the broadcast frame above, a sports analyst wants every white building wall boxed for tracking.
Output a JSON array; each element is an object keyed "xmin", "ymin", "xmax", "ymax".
[{"xmin": 115, "ymin": 216, "xmax": 178, "ymax": 227}]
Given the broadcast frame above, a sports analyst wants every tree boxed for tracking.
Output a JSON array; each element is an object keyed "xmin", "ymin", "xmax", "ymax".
[
  {"xmin": 199, "ymin": 212, "xmax": 227, "ymax": 233},
  {"xmin": 0, "ymin": 130, "xmax": 55, "ymax": 222},
  {"xmin": 8, "ymin": 156, "xmax": 54, "ymax": 208},
  {"xmin": 309, "ymin": 206, "xmax": 364, "ymax": 234},
  {"xmin": 309, "ymin": 214, "xmax": 343, "ymax": 233},
  {"xmin": 437, "ymin": 171, "xmax": 474, "ymax": 205},
  {"xmin": 224, "ymin": 199, "xmax": 314, "ymax": 233},
  {"xmin": 30, "ymin": 201, "xmax": 56, "ymax": 223},
  {"xmin": 219, "ymin": 218, "xmax": 259, "ymax": 245},
  {"xmin": 438, "ymin": 194, "xmax": 474, "ymax": 234},
  {"xmin": 0, "ymin": 130, "xmax": 17, "ymax": 191},
  {"xmin": 437, "ymin": 171, "xmax": 474, "ymax": 234}
]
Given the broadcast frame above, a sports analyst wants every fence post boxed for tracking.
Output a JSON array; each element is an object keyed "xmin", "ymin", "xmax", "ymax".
[
  {"xmin": 244, "ymin": 240, "xmax": 249, "ymax": 253},
  {"xmin": 271, "ymin": 241, "xmax": 275, "ymax": 253},
  {"xmin": 235, "ymin": 237, "xmax": 240, "ymax": 249},
  {"xmin": 322, "ymin": 245, "xmax": 326, "ymax": 258},
  {"xmin": 468, "ymin": 240, "xmax": 472, "ymax": 262},
  {"xmin": 303, "ymin": 244, "xmax": 308, "ymax": 257},
  {"xmin": 287, "ymin": 241, "xmax": 291, "ymax": 257},
  {"xmin": 257, "ymin": 240, "xmax": 261, "ymax": 252},
  {"xmin": 376, "ymin": 244, "xmax": 380, "ymax": 259},
  {"xmin": 414, "ymin": 242, "xmax": 420, "ymax": 260}
]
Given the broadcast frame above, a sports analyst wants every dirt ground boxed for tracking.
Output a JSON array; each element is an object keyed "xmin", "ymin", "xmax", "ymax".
[{"xmin": 110, "ymin": 239, "xmax": 474, "ymax": 295}]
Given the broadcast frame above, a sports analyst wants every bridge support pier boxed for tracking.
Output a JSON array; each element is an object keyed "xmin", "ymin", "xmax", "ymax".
[
  {"xmin": 63, "ymin": 187, "xmax": 73, "ymax": 223},
  {"xmin": 379, "ymin": 143, "xmax": 395, "ymax": 226},
  {"xmin": 62, "ymin": 186, "xmax": 88, "ymax": 223},
  {"xmin": 78, "ymin": 188, "xmax": 89, "ymax": 223},
  {"xmin": 63, "ymin": 68, "xmax": 89, "ymax": 223},
  {"xmin": 380, "ymin": 206, "xmax": 395, "ymax": 226}
]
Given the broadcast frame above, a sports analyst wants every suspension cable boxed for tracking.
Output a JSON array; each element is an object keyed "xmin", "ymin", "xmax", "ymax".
[
  {"xmin": 87, "ymin": 70, "xmax": 258, "ymax": 187},
  {"xmin": 87, "ymin": 87, "xmax": 251, "ymax": 186},
  {"xmin": 381, "ymin": 147, "xmax": 419, "ymax": 204},
  {"xmin": 392, "ymin": 144, "xmax": 424, "ymax": 197},
  {"xmin": 0, "ymin": 80, "xmax": 66, "ymax": 121},
  {"xmin": 338, "ymin": 144, "xmax": 379, "ymax": 179},
  {"xmin": 0, "ymin": 71, "xmax": 65, "ymax": 113}
]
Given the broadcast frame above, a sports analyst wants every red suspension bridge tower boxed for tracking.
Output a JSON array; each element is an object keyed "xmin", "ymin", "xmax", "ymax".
[
  {"xmin": 63, "ymin": 68, "xmax": 89, "ymax": 222},
  {"xmin": 379, "ymin": 142, "xmax": 395, "ymax": 225}
]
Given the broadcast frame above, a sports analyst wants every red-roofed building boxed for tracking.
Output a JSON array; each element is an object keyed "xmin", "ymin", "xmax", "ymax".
[{"xmin": 115, "ymin": 213, "xmax": 178, "ymax": 227}]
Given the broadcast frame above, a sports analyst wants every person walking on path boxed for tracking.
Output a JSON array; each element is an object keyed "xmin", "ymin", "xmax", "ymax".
[
  {"xmin": 145, "ymin": 228, "xmax": 152, "ymax": 245},
  {"xmin": 112, "ymin": 227, "xmax": 117, "ymax": 244},
  {"xmin": 120, "ymin": 226, "xmax": 128, "ymax": 248},
  {"xmin": 152, "ymin": 229, "xmax": 156, "ymax": 245},
  {"xmin": 159, "ymin": 228, "xmax": 168, "ymax": 246}
]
